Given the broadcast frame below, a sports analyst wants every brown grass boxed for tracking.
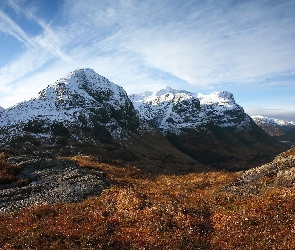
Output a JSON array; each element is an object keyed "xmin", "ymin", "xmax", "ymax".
[
  {"xmin": 0, "ymin": 155, "xmax": 295, "ymax": 249},
  {"xmin": 0, "ymin": 159, "xmax": 22, "ymax": 185}
]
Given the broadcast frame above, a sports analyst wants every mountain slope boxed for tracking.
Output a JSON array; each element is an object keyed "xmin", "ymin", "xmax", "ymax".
[
  {"xmin": 0, "ymin": 68, "xmax": 139, "ymax": 142},
  {"xmin": 1, "ymin": 148, "xmax": 295, "ymax": 248},
  {"xmin": 223, "ymin": 147, "xmax": 295, "ymax": 196},
  {"xmin": 0, "ymin": 69, "xmax": 288, "ymax": 171},
  {"xmin": 130, "ymin": 87, "xmax": 288, "ymax": 169},
  {"xmin": 252, "ymin": 115, "xmax": 295, "ymax": 147}
]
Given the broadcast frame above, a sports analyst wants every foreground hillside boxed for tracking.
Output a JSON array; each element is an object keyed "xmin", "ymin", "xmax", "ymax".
[{"xmin": 0, "ymin": 148, "xmax": 295, "ymax": 249}]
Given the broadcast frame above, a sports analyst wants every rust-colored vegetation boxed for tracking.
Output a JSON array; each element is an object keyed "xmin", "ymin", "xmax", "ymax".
[
  {"xmin": 0, "ymin": 154, "xmax": 295, "ymax": 249},
  {"xmin": 0, "ymin": 156, "xmax": 22, "ymax": 185}
]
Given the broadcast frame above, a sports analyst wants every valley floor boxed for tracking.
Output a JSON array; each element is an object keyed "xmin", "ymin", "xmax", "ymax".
[{"xmin": 0, "ymin": 152, "xmax": 295, "ymax": 249}]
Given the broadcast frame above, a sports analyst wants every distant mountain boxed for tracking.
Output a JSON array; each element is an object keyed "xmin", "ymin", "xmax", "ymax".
[
  {"xmin": 251, "ymin": 115, "xmax": 295, "ymax": 134},
  {"xmin": 0, "ymin": 69, "xmax": 288, "ymax": 172},
  {"xmin": 252, "ymin": 115, "xmax": 295, "ymax": 147}
]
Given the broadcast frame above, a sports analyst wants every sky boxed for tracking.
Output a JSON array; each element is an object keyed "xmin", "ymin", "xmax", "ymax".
[{"xmin": 0, "ymin": 0, "xmax": 295, "ymax": 120}]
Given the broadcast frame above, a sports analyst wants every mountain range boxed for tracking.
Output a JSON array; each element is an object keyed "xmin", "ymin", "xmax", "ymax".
[
  {"xmin": 252, "ymin": 115, "xmax": 295, "ymax": 147},
  {"xmin": 0, "ymin": 68, "xmax": 288, "ymax": 172}
]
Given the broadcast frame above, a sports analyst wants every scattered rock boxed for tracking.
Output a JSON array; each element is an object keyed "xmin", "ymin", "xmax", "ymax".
[
  {"xmin": 222, "ymin": 147, "xmax": 295, "ymax": 196},
  {"xmin": 0, "ymin": 155, "xmax": 110, "ymax": 213}
]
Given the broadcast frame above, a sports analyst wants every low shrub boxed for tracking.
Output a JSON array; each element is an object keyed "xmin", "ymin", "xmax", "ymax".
[
  {"xmin": 0, "ymin": 155, "xmax": 294, "ymax": 249},
  {"xmin": 0, "ymin": 160, "xmax": 22, "ymax": 184}
]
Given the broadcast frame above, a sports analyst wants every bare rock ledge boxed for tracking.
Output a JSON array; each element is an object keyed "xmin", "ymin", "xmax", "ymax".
[{"xmin": 0, "ymin": 156, "xmax": 110, "ymax": 213}]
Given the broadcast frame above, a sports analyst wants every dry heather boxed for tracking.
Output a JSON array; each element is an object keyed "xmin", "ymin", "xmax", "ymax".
[
  {"xmin": 0, "ymin": 157, "xmax": 22, "ymax": 185},
  {"xmin": 0, "ymin": 151, "xmax": 295, "ymax": 249}
]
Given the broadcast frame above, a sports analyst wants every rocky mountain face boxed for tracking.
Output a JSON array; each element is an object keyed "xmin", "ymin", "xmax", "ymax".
[
  {"xmin": 0, "ymin": 68, "xmax": 139, "ymax": 147},
  {"xmin": 130, "ymin": 87, "xmax": 287, "ymax": 169},
  {"xmin": 130, "ymin": 87, "xmax": 251, "ymax": 133},
  {"xmin": 252, "ymin": 115, "xmax": 295, "ymax": 147},
  {"xmin": 0, "ymin": 69, "xmax": 288, "ymax": 171}
]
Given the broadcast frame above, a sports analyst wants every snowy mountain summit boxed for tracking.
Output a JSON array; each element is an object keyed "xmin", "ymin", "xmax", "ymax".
[
  {"xmin": 2, "ymin": 68, "xmax": 137, "ymax": 126},
  {"xmin": 251, "ymin": 115, "xmax": 295, "ymax": 146},
  {"xmin": 252, "ymin": 115, "xmax": 295, "ymax": 127},
  {"xmin": 0, "ymin": 69, "xmax": 286, "ymax": 169},
  {"xmin": 0, "ymin": 68, "xmax": 139, "ymax": 144},
  {"xmin": 130, "ymin": 87, "xmax": 251, "ymax": 133},
  {"xmin": 0, "ymin": 69, "xmax": 253, "ymax": 146}
]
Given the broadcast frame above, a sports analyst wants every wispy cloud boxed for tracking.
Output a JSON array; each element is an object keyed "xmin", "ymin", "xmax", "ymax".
[
  {"xmin": 58, "ymin": 0, "xmax": 295, "ymax": 86},
  {"xmin": 6, "ymin": 0, "xmax": 71, "ymax": 62},
  {"xmin": 0, "ymin": 9, "xmax": 35, "ymax": 48},
  {"xmin": 0, "ymin": 0, "xmax": 71, "ymax": 92},
  {"xmin": 119, "ymin": 0, "xmax": 295, "ymax": 86},
  {"xmin": 0, "ymin": 0, "xmax": 295, "ymax": 109}
]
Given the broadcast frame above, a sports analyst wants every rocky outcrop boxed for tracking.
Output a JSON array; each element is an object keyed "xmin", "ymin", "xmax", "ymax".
[
  {"xmin": 222, "ymin": 147, "xmax": 295, "ymax": 196},
  {"xmin": 0, "ymin": 156, "xmax": 110, "ymax": 213}
]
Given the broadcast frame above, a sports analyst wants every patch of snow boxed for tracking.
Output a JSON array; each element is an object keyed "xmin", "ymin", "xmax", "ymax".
[
  {"xmin": 0, "ymin": 68, "xmax": 138, "ymax": 142},
  {"xmin": 252, "ymin": 115, "xmax": 295, "ymax": 126},
  {"xmin": 130, "ymin": 87, "xmax": 251, "ymax": 134}
]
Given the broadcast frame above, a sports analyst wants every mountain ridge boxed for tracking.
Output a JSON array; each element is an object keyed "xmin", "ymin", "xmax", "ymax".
[
  {"xmin": 252, "ymin": 115, "xmax": 295, "ymax": 147},
  {"xmin": 252, "ymin": 115, "xmax": 295, "ymax": 127},
  {"xmin": 130, "ymin": 87, "xmax": 251, "ymax": 134},
  {"xmin": 0, "ymin": 68, "xmax": 288, "ymax": 171}
]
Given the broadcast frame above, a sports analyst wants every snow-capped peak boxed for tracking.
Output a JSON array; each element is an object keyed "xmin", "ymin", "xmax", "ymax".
[
  {"xmin": 0, "ymin": 68, "xmax": 139, "ymax": 141},
  {"xmin": 129, "ymin": 88, "xmax": 251, "ymax": 133},
  {"xmin": 36, "ymin": 67, "xmax": 128, "ymax": 111},
  {"xmin": 154, "ymin": 86, "xmax": 190, "ymax": 96},
  {"xmin": 251, "ymin": 115, "xmax": 295, "ymax": 126},
  {"xmin": 198, "ymin": 91, "xmax": 235, "ymax": 107},
  {"xmin": 131, "ymin": 86, "xmax": 189, "ymax": 101}
]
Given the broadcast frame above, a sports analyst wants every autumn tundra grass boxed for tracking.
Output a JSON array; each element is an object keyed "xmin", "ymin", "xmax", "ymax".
[
  {"xmin": 0, "ymin": 155, "xmax": 295, "ymax": 249},
  {"xmin": 0, "ymin": 157, "xmax": 22, "ymax": 185}
]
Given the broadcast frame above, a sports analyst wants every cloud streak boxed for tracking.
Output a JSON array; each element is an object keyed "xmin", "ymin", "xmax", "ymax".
[
  {"xmin": 0, "ymin": 0, "xmax": 294, "ymax": 113},
  {"xmin": 120, "ymin": 0, "xmax": 295, "ymax": 86},
  {"xmin": 59, "ymin": 0, "xmax": 295, "ymax": 86},
  {"xmin": 0, "ymin": 9, "xmax": 35, "ymax": 48},
  {"xmin": 6, "ymin": 0, "xmax": 71, "ymax": 62},
  {"xmin": 0, "ymin": 0, "xmax": 72, "ymax": 92}
]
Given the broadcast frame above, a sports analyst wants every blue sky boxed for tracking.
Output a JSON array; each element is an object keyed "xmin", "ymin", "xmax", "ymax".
[{"xmin": 0, "ymin": 0, "xmax": 295, "ymax": 120}]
